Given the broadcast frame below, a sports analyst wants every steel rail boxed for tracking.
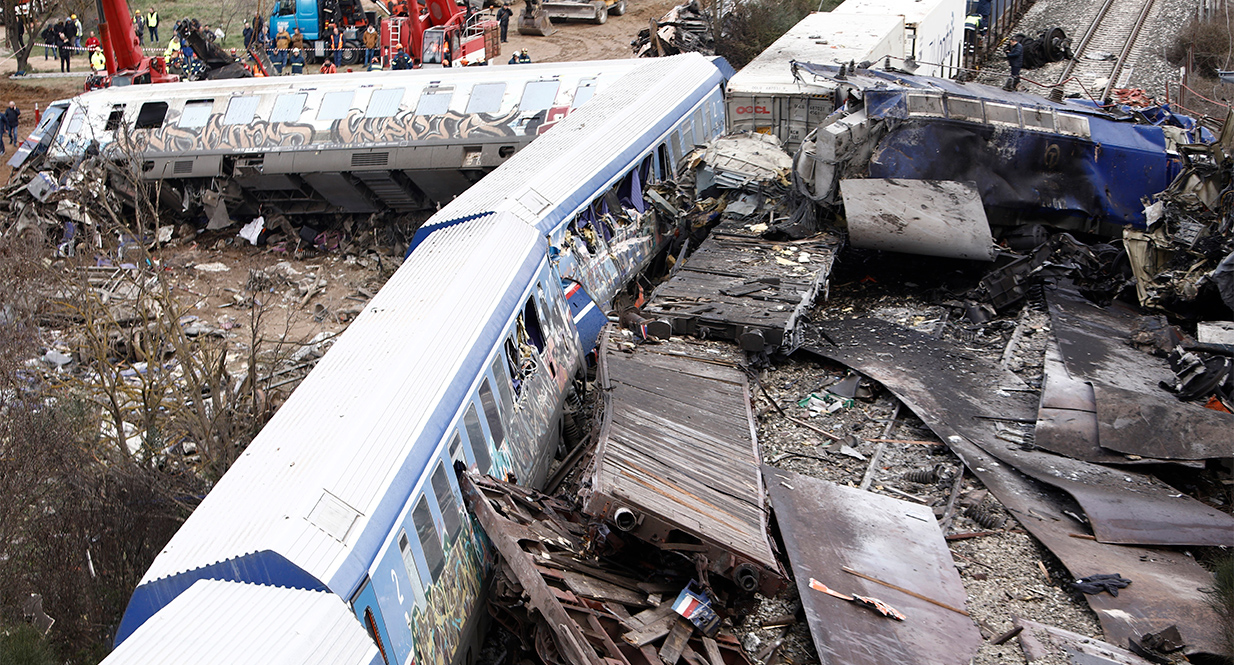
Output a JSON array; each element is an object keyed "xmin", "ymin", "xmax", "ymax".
[
  {"xmin": 1100, "ymin": 0, "xmax": 1157, "ymax": 101},
  {"xmin": 1052, "ymin": 0, "xmax": 1120, "ymax": 91}
]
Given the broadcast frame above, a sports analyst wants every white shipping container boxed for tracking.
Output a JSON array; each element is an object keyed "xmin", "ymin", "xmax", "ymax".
[
  {"xmin": 832, "ymin": 0, "xmax": 966, "ymax": 77},
  {"xmin": 726, "ymin": 12, "xmax": 905, "ymax": 151}
]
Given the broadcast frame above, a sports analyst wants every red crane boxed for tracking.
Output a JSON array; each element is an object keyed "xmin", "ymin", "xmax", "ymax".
[{"xmin": 93, "ymin": 0, "xmax": 178, "ymax": 86}]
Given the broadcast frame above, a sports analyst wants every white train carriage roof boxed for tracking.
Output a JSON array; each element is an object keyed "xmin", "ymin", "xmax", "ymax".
[
  {"xmin": 413, "ymin": 53, "xmax": 731, "ymax": 241},
  {"xmin": 105, "ymin": 580, "xmax": 380, "ymax": 665},
  {"xmin": 726, "ymin": 12, "xmax": 906, "ymax": 96},
  {"xmin": 116, "ymin": 212, "xmax": 545, "ymax": 643}
]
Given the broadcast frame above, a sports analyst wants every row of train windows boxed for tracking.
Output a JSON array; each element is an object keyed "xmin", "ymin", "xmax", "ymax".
[
  {"xmin": 393, "ymin": 288, "xmax": 558, "ymax": 597},
  {"xmin": 397, "ymin": 461, "xmax": 464, "ymax": 589},
  {"xmin": 106, "ymin": 78, "xmax": 598, "ymax": 131}
]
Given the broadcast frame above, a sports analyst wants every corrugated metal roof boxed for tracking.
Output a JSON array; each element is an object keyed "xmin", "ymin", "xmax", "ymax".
[
  {"xmin": 425, "ymin": 53, "xmax": 727, "ymax": 236},
  {"xmin": 104, "ymin": 580, "xmax": 379, "ymax": 665},
  {"xmin": 120, "ymin": 212, "xmax": 545, "ymax": 642}
]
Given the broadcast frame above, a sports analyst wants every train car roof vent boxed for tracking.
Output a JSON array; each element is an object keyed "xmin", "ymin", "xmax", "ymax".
[{"xmin": 306, "ymin": 490, "xmax": 363, "ymax": 543}]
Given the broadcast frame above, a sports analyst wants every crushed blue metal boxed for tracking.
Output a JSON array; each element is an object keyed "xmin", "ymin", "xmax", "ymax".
[{"xmin": 792, "ymin": 62, "xmax": 1214, "ymax": 236}]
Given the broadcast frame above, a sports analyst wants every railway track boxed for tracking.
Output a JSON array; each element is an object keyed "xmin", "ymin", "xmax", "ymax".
[{"xmin": 1051, "ymin": 0, "xmax": 1157, "ymax": 101}]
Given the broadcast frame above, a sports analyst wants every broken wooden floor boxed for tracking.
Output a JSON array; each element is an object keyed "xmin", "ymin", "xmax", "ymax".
[
  {"xmin": 643, "ymin": 219, "xmax": 840, "ymax": 353},
  {"xmin": 582, "ymin": 329, "xmax": 784, "ymax": 596}
]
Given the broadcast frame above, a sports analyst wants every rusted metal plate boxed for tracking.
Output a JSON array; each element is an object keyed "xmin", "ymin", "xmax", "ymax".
[
  {"xmin": 763, "ymin": 465, "xmax": 982, "ymax": 665},
  {"xmin": 801, "ymin": 318, "xmax": 1225, "ymax": 656},
  {"xmin": 1014, "ymin": 619, "xmax": 1158, "ymax": 665},
  {"xmin": 839, "ymin": 179, "xmax": 995, "ymax": 261},
  {"xmin": 1047, "ymin": 286, "xmax": 1233, "ymax": 460},
  {"xmin": 583, "ymin": 331, "xmax": 785, "ymax": 595},
  {"xmin": 643, "ymin": 219, "xmax": 840, "ymax": 353}
]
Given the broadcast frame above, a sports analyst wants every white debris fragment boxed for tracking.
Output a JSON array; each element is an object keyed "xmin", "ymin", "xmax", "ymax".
[
  {"xmin": 194, "ymin": 262, "xmax": 231, "ymax": 273},
  {"xmin": 238, "ymin": 217, "xmax": 265, "ymax": 246}
]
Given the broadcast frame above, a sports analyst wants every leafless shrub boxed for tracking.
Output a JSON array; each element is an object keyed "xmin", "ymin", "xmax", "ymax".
[
  {"xmin": 1167, "ymin": 10, "xmax": 1234, "ymax": 78},
  {"xmin": 716, "ymin": 0, "xmax": 843, "ymax": 69}
]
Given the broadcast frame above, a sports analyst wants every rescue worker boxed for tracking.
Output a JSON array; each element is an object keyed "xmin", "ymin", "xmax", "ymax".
[
  {"xmin": 275, "ymin": 26, "xmax": 291, "ymax": 71},
  {"xmin": 508, "ymin": 50, "xmax": 518, "ymax": 64},
  {"xmin": 320, "ymin": 58, "xmax": 337, "ymax": 74},
  {"xmin": 89, "ymin": 46, "xmax": 106, "ymax": 72},
  {"xmin": 291, "ymin": 27, "xmax": 305, "ymax": 50},
  {"xmin": 517, "ymin": 48, "xmax": 530, "ymax": 63},
  {"xmin": 441, "ymin": 43, "xmax": 451, "ymax": 67},
  {"xmin": 1004, "ymin": 34, "xmax": 1023, "ymax": 91},
  {"xmin": 84, "ymin": 31, "xmax": 100, "ymax": 51},
  {"xmin": 70, "ymin": 14, "xmax": 82, "ymax": 48},
  {"xmin": 368, "ymin": 56, "xmax": 383, "ymax": 71},
  {"xmin": 496, "ymin": 1, "xmax": 512, "ymax": 42},
  {"xmin": 391, "ymin": 43, "xmax": 411, "ymax": 70},
  {"xmin": 133, "ymin": 11, "xmax": 145, "ymax": 44},
  {"xmin": 363, "ymin": 24, "xmax": 379, "ymax": 65},
  {"xmin": 288, "ymin": 47, "xmax": 306, "ymax": 74},
  {"xmin": 329, "ymin": 24, "xmax": 344, "ymax": 68},
  {"xmin": 147, "ymin": 7, "xmax": 160, "ymax": 42}
]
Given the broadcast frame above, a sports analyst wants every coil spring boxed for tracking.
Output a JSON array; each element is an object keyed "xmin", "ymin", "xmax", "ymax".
[
  {"xmin": 966, "ymin": 502, "xmax": 1006, "ymax": 530},
  {"xmin": 1028, "ymin": 282, "xmax": 1048, "ymax": 312},
  {"xmin": 903, "ymin": 464, "xmax": 942, "ymax": 484}
]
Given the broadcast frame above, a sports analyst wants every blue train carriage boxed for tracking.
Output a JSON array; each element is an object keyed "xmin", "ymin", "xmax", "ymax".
[
  {"xmin": 106, "ymin": 213, "xmax": 584, "ymax": 665},
  {"xmin": 410, "ymin": 53, "xmax": 735, "ymax": 352},
  {"xmin": 793, "ymin": 62, "xmax": 1212, "ymax": 236}
]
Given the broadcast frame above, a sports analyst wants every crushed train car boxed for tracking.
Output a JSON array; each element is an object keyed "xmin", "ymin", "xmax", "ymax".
[{"xmin": 790, "ymin": 62, "xmax": 1214, "ymax": 255}]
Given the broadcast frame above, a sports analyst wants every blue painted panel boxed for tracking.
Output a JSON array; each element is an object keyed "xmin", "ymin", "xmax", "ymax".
[
  {"xmin": 372, "ymin": 544, "xmax": 420, "ymax": 665},
  {"xmin": 563, "ymin": 280, "xmax": 605, "ymax": 355},
  {"xmin": 352, "ymin": 579, "xmax": 394, "ymax": 664},
  {"xmin": 116, "ymin": 551, "xmax": 327, "ymax": 647}
]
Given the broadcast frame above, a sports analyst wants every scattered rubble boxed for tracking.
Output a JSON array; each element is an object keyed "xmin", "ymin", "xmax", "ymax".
[{"xmin": 632, "ymin": 0, "xmax": 715, "ymax": 57}]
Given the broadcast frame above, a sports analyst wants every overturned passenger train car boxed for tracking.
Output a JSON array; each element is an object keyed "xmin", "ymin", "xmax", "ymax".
[
  {"xmin": 100, "ymin": 53, "xmax": 735, "ymax": 665},
  {"xmin": 21, "ymin": 60, "xmax": 645, "ymax": 220}
]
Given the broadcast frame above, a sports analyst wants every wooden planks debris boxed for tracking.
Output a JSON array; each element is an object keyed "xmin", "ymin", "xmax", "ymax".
[
  {"xmin": 642, "ymin": 219, "xmax": 839, "ymax": 353},
  {"xmin": 583, "ymin": 330, "xmax": 786, "ymax": 596}
]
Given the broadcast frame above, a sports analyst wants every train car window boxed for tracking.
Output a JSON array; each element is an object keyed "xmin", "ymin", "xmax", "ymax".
[
  {"xmin": 318, "ymin": 91, "xmax": 355, "ymax": 121},
  {"xmin": 270, "ymin": 93, "xmax": 308, "ymax": 122},
  {"xmin": 519, "ymin": 80, "xmax": 559, "ymax": 113},
  {"xmin": 701, "ymin": 105, "xmax": 711, "ymax": 140},
  {"xmin": 397, "ymin": 529, "xmax": 424, "ymax": 592},
  {"xmin": 66, "ymin": 107, "xmax": 86, "ymax": 135},
  {"xmin": 223, "ymin": 96, "xmax": 260, "ymax": 125},
  {"xmin": 478, "ymin": 379, "xmax": 506, "ymax": 450},
  {"xmin": 448, "ymin": 430, "xmax": 465, "ymax": 467},
  {"xmin": 522, "ymin": 299, "xmax": 546, "ymax": 354},
  {"xmin": 366, "ymin": 88, "xmax": 405, "ymax": 118},
  {"xmin": 669, "ymin": 132, "xmax": 682, "ymax": 165},
  {"xmin": 412, "ymin": 496, "xmax": 446, "ymax": 583},
  {"xmin": 462, "ymin": 403, "xmax": 492, "ymax": 473},
  {"xmin": 135, "ymin": 102, "xmax": 168, "ymax": 129},
  {"xmin": 680, "ymin": 121, "xmax": 694, "ymax": 150},
  {"xmin": 466, "ymin": 82, "xmax": 505, "ymax": 114},
  {"xmin": 179, "ymin": 100, "xmax": 214, "ymax": 128},
  {"xmin": 693, "ymin": 108, "xmax": 706, "ymax": 144},
  {"xmin": 430, "ymin": 462, "xmax": 463, "ymax": 544},
  {"xmin": 572, "ymin": 77, "xmax": 597, "ymax": 108},
  {"xmin": 656, "ymin": 144, "xmax": 669, "ymax": 179},
  {"xmin": 416, "ymin": 88, "xmax": 453, "ymax": 116},
  {"xmin": 618, "ymin": 168, "xmax": 645, "ymax": 213},
  {"xmin": 490, "ymin": 357, "xmax": 515, "ymax": 416},
  {"xmin": 104, "ymin": 105, "xmax": 126, "ymax": 131}
]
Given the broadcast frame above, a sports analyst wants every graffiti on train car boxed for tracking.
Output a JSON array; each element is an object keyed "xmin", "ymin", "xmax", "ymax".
[
  {"xmin": 333, "ymin": 108, "xmax": 523, "ymax": 145},
  {"xmin": 130, "ymin": 115, "xmax": 317, "ymax": 153},
  {"xmin": 409, "ymin": 532, "xmax": 485, "ymax": 665}
]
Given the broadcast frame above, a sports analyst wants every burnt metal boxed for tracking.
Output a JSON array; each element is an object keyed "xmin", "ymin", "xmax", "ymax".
[
  {"xmin": 801, "ymin": 318, "xmax": 1226, "ymax": 656},
  {"xmin": 642, "ymin": 218, "xmax": 840, "ymax": 354},
  {"xmin": 1047, "ymin": 286, "xmax": 1232, "ymax": 460},
  {"xmin": 763, "ymin": 466, "xmax": 982, "ymax": 665},
  {"xmin": 810, "ymin": 317, "xmax": 1234, "ymax": 547},
  {"xmin": 582, "ymin": 330, "xmax": 786, "ymax": 596},
  {"xmin": 1015, "ymin": 619, "xmax": 1158, "ymax": 665}
]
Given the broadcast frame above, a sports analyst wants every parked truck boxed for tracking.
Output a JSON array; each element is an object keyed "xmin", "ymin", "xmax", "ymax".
[{"xmin": 272, "ymin": 0, "xmax": 497, "ymax": 67}]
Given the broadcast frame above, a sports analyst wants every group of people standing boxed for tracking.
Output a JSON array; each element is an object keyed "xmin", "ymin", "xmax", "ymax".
[{"xmin": 38, "ymin": 8, "xmax": 160, "ymax": 74}]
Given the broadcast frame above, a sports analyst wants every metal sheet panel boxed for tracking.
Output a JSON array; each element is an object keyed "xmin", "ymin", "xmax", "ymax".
[
  {"xmin": 1047, "ymin": 287, "xmax": 1233, "ymax": 460},
  {"xmin": 764, "ymin": 466, "xmax": 981, "ymax": 665},
  {"xmin": 840, "ymin": 178, "xmax": 994, "ymax": 260},
  {"xmin": 801, "ymin": 319, "xmax": 1226, "ymax": 656}
]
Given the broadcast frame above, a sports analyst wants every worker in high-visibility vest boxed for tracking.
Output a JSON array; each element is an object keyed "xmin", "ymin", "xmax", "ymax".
[
  {"xmin": 147, "ymin": 7, "xmax": 160, "ymax": 42},
  {"xmin": 89, "ymin": 47, "xmax": 106, "ymax": 72}
]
